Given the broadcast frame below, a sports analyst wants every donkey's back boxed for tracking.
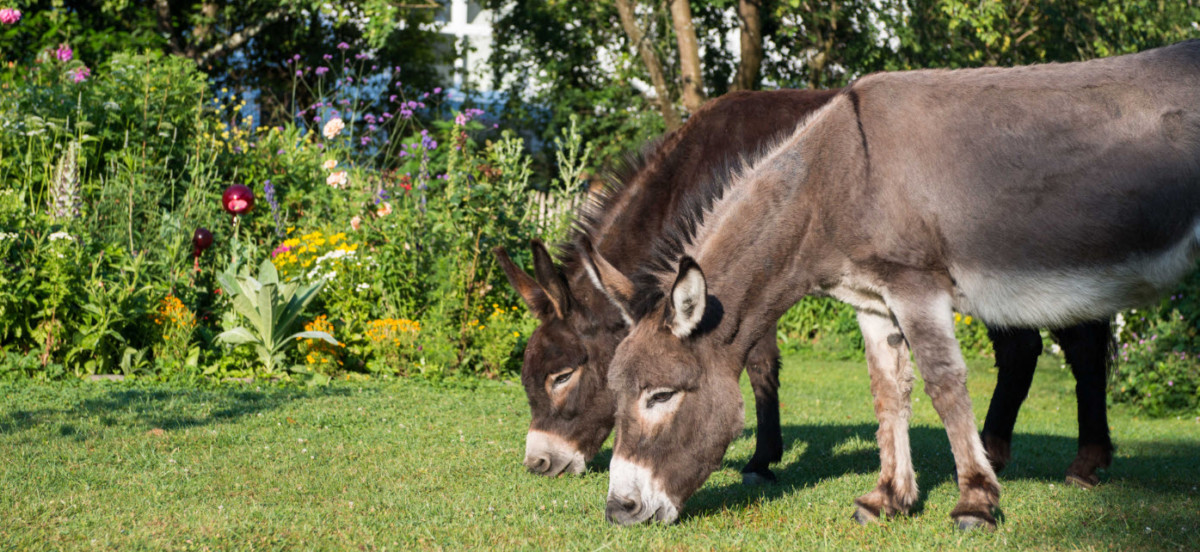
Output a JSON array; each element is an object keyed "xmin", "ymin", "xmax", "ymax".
[{"xmin": 844, "ymin": 40, "xmax": 1200, "ymax": 327}]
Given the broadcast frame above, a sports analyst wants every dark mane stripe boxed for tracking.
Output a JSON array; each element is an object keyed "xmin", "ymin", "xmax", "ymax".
[{"xmin": 552, "ymin": 89, "xmax": 843, "ymax": 320}]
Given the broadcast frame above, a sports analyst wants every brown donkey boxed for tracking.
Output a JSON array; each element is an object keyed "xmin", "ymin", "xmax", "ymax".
[
  {"xmin": 583, "ymin": 41, "xmax": 1200, "ymax": 528},
  {"xmin": 494, "ymin": 89, "xmax": 840, "ymax": 480}
]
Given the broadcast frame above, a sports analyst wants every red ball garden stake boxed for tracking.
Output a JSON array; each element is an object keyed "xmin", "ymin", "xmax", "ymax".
[
  {"xmin": 192, "ymin": 227, "xmax": 213, "ymax": 272},
  {"xmin": 222, "ymin": 184, "xmax": 254, "ymax": 265}
]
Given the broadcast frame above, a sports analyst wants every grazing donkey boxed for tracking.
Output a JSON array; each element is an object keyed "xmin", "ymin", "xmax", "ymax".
[
  {"xmin": 500, "ymin": 89, "xmax": 1115, "ymax": 489},
  {"xmin": 582, "ymin": 41, "xmax": 1200, "ymax": 528},
  {"xmin": 494, "ymin": 89, "xmax": 841, "ymax": 480}
]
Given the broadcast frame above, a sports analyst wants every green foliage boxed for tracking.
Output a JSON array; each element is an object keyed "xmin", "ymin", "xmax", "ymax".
[
  {"xmin": 216, "ymin": 258, "xmax": 335, "ymax": 376},
  {"xmin": 1110, "ymin": 269, "xmax": 1200, "ymax": 416}
]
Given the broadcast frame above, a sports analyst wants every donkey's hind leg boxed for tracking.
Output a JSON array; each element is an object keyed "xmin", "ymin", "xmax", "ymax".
[
  {"xmin": 1052, "ymin": 321, "xmax": 1114, "ymax": 489},
  {"xmin": 852, "ymin": 309, "xmax": 918, "ymax": 523},
  {"xmin": 885, "ymin": 276, "xmax": 999, "ymax": 530},
  {"xmin": 742, "ymin": 323, "xmax": 783, "ymax": 484},
  {"xmin": 980, "ymin": 326, "xmax": 1042, "ymax": 473}
]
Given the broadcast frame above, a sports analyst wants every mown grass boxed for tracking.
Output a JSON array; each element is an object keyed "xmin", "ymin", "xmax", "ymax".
[{"xmin": 1, "ymin": 355, "xmax": 1197, "ymax": 551}]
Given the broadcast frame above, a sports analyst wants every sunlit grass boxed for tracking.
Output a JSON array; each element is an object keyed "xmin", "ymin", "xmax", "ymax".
[{"xmin": 1, "ymin": 354, "xmax": 1197, "ymax": 550}]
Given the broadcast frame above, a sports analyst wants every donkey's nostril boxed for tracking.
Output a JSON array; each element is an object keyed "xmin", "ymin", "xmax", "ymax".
[
  {"xmin": 524, "ymin": 455, "xmax": 551, "ymax": 474},
  {"xmin": 605, "ymin": 495, "xmax": 642, "ymax": 525}
]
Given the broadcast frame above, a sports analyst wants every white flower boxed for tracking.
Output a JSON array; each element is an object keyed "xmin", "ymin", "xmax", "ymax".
[
  {"xmin": 48, "ymin": 231, "xmax": 74, "ymax": 242},
  {"xmin": 350, "ymin": 215, "xmax": 362, "ymax": 230},
  {"xmin": 0, "ymin": 232, "xmax": 17, "ymax": 241},
  {"xmin": 356, "ymin": 283, "xmax": 370, "ymax": 292},
  {"xmin": 326, "ymin": 171, "xmax": 348, "ymax": 188},
  {"xmin": 322, "ymin": 117, "xmax": 345, "ymax": 140},
  {"xmin": 322, "ymin": 159, "xmax": 338, "ymax": 171}
]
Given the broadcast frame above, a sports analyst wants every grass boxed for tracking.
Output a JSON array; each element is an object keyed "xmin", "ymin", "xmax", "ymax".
[{"xmin": 1, "ymin": 355, "xmax": 1197, "ymax": 551}]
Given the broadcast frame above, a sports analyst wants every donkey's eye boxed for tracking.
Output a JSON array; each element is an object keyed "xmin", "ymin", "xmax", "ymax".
[
  {"xmin": 551, "ymin": 370, "xmax": 575, "ymax": 388},
  {"xmin": 646, "ymin": 390, "xmax": 676, "ymax": 408}
]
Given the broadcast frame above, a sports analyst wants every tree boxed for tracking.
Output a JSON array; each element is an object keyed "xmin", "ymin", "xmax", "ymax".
[{"xmin": 0, "ymin": 0, "xmax": 447, "ymax": 125}]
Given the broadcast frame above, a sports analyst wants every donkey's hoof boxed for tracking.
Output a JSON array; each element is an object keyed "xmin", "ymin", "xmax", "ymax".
[
  {"xmin": 1065, "ymin": 473, "xmax": 1099, "ymax": 490},
  {"xmin": 851, "ymin": 506, "xmax": 879, "ymax": 525},
  {"xmin": 741, "ymin": 469, "xmax": 776, "ymax": 486},
  {"xmin": 954, "ymin": 514, "xmax": 996, "ymax": 532}
]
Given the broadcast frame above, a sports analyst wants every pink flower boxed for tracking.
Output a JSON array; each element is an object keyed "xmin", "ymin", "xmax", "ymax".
[
  {"xmin": 55, "ymin": 44, "xmax": 73, "ymax": 62},
  {"xmin": 322, "ymin": 117, "xmax": 345, "ymax": 139},
  {"xmin": 70, "ymin": 66, "xmax": 91, "ymax": 83},
  {"xmin": 326, "ymin": 171, "xmax": 348, "ymax": 189},
  {"xmin": 0, "ymin": 8, "xmax": 21, "ymax": 25},
  {"xmin": 322, "ymin": 159, "xmax": 338, "ymax": 171},
  {"xmin": 350, "ymin": 215, "xmax": 362, "ymax": 230}
]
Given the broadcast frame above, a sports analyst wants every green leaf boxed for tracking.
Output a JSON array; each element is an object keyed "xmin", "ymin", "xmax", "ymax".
[{"xmin": 217, "ymin": 327, "xmax": 261, "ymax": 346}]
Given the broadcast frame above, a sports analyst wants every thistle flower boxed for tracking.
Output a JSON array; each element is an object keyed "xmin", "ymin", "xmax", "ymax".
[{"xmin": 49, "ymin": 141, "xmax": 81, "ymax": 221}]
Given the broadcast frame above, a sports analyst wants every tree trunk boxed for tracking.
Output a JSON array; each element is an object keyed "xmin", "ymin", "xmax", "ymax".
[
  {"xmin": 614, "ymin": 0, "xmax": 682, "ymax": 130},
  {"xmin": 669, "ymin": 0, "xmax": 706, "ymax": 112},
  {"xmin": 731, "ymin": 0, "xmax": 763, "ymax": 91}
]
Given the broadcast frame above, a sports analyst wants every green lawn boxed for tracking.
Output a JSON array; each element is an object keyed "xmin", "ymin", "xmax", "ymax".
[{"xmin": 2, "ymin": 355, "xmax": 1197, "ymax": 551}]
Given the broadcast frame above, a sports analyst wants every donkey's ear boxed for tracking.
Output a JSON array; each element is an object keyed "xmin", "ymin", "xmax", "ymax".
[
  {"xmin": 667, "ymin": 257, "xmax": 706, "ymax": 338},
  {"xmin": 577, "ymin": 236, "xmax": 635, "ymax": 325},
  {"xmin": 492, "ymin": 246, "xmax": 558, "ymax": 320},
  {"xmin": 530, "ymin": 239, "xmax": 571, "ymax": 319}
]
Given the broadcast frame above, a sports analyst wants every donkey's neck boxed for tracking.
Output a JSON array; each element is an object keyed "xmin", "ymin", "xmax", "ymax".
[{"xmin": 687, "ymin": 95, "xmax": 863, "ymax": 357}]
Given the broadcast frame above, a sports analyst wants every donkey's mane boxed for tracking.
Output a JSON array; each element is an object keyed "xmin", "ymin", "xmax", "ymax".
[
  {"xmin": 551, "ymin": 137, "xmax": 663, "ymax": 272},
  {"xmin": 622, "ymin": 91, "xmax": 847, "ymax": 320}
]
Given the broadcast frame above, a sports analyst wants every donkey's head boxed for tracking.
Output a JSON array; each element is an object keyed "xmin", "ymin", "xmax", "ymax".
[
  {"xmin": 581, "ymin": 240, "xmax": 745, "ymax": 525},
  {"xmin": 493, "ymin": 241, "xmax": 624, "ymax": 477}
]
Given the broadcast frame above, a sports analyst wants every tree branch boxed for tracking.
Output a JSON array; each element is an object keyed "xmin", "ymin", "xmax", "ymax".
[
  {"xmin": 196, "ymin": 7, "xmax": 289, "ymax": 66},
  {"xmin": 668, "ymin": 0, "xmax": 706, "ymax": 111},
  {"xmin": 614, "ymin": 0, "xmax": 682, "ymax": 130},
  {"xmin": 154, "ymin": 0, "xmax": 186, "ymax": 56},
  {"xmin": 731, "ymin": 0, "xmax": 763, "ymax": 91}
]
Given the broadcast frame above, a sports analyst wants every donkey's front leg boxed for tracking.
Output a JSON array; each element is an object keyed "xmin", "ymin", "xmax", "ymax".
[
  {"xmin": 742, "ymin": 322, "xmax": 784, "ymax": 484},
  {"xmin": 886, "ymin": 278, "xmax": 1000, "ymax": 530},
  {"xmin": 852, "ymin": 309, "xmax": 918, "ymax": 524}
]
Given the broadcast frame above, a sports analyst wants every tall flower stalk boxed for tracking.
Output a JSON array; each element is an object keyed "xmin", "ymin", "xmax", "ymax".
[{"xmin": 49, "ymin": 141, "xmax": 81, "ymax": 221}]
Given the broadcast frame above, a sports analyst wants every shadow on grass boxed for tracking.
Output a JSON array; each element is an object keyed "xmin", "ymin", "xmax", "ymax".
[
  {"xmin": 686, "ymin": 423, "xmax": 1200, "ymax": 525},
  {"xmin": 0, "ymin": 386, "xmax": 352, "ymax": 438}
]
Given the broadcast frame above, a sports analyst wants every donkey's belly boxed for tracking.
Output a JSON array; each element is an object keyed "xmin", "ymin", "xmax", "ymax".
[{"xmin": 949, "ymin": 221, "xmax": 1200, "ymax": 328}]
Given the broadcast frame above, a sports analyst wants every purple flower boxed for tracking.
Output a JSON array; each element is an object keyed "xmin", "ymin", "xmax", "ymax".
[
  {"xmin": 295, "ymin": 70, "xmax": 302, "ymax": 77},
  {"xmin": 55, "ymin": 44, "xmax": 73, "ymax": 62},
  {"xmin": 389, "ymin": 95, "xmax": 397, "ymax": 103},
  {"xmin": 276, "ymin": 149, "xmax": 285, "ymax": 155},
  {"xmin": 433, "ymin": 87, "xmax": 442, "ymax": 94},
  {"xmin": 293, "ymin": 54, "xmax": 301, "ymax": 61},
  {"xmin": 0, "ymin": 8, "xmax": 20, "ymax": 25},
  {"xmin": 263, "ymin": 181, "xmax": 284, "ymax": 238},
  {"xmin": 316, "ymin": 66, "xmax": 329, "ymax": 76},
  {"xmin": 323, "ymin": 54, "xmax": 333, "ymax": 61},
  {"xmin": 1168, "ymin": 380, "xmax": 1175, "ymax": 386},
  {"xmin": 361, "ymin": 136, "xmax": 372, "ymax": 145},
  {"xmin": 337, "ymin": 42, "xmax": 350, "ymax": 50}
]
